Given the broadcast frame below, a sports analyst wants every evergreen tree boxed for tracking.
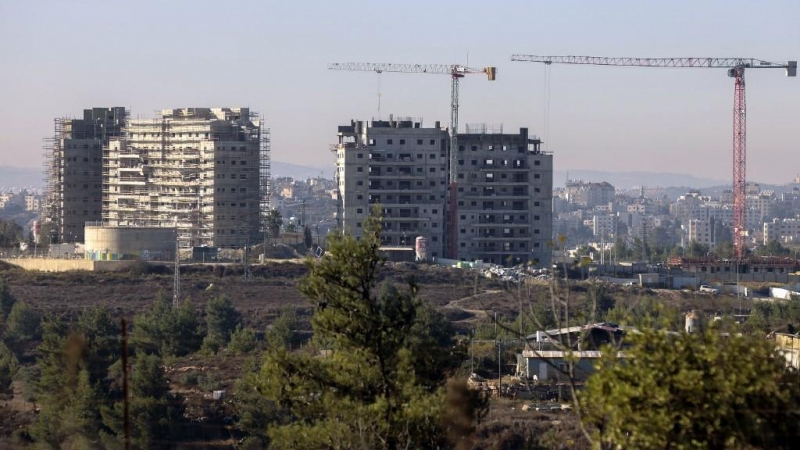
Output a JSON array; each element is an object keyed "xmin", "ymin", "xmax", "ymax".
[
  {"xmin": 202, "ymin": 295, "xmax": 240, "ymax": 352},
  {"xmin": 5, "ymin": 301, "xmax": 40, "ymax": 343},
  {"xmin": 103, "ymin": 354, "xmax": 181, "ymax": 450},
  {"xmin": 265, "ymin": 307, "xmax": 297, "ymax": 350},
  {"xmin": 132, "ymin": 296, "xmax": 202, "ymax": 357},
  {"xmin": 0, "ymin": 276, "xmax": 15, "ymax": 320},
  {"xmin": 256, "ymin": 209, "xmax": 484, "ymax": 449},
  {"xmin": 581, "ymin": 326, "xmax": 800, "ymax": 449},
  {"xmin": 0, "ymin": 341, "xmax": 18, "ymax": 392}
]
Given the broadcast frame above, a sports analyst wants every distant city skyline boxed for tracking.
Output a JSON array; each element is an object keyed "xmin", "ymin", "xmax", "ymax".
[{"xmin": 1, "ymin": 1, "xmax": 798, "ymax": 181}]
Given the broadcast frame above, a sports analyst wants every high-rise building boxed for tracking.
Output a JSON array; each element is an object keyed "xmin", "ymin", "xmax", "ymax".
[
  {"xmin": 103, "ymin": 108, "xmax": 268, "ymax": 248},
  {"xmin": 334, "ymin": 120, "xmax": 554, "ymax": 267},
  {"xmin": 334, "ymin": 118, "xmax": 449, "ymax": 258},
  {"xmin": 456, "ymin": 127, "xmax": 553, "ymax": 267},
  {"xmin": 45, "ymin": 107, "xmax": 127, "ymax": 243}
]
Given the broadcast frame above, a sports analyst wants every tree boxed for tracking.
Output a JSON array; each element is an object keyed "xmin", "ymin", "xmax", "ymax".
[
  {"xmin": 202, "ymin": 295, "xmax": 240, "ymax": 352},
  {"xmin": 5, "ymin": 301, "xmax": 40, "ymax": 343},
  {"xmin": 266, "ymin": 209, "xmax": 282, "ymax": 239},
  {"xmin": 581, "ymin": 326, "xmax": 800, "ymax": 449},
  {"xmin": 0, "ymin": 276, "xmax": 15, "ymax": 320},
  {"xmin": 132, "ymin": 296, "xmax": 202, "ymax": 357},
  {"xmin": 103, "ymin": 354, "xmax": 181, "ymax": 450},
  {"xmin": 0, "ymin": 341, "xmax": 18, "ymax": 392},
  {"xmin": 256, "ymin": 209, "xmax": 484, "ymax": 449},
  {"xmin": 0, "ymin": 219, "xmax": 23, "ymax": 248},
  {"xmin": 228, "ymin": 325, "xmax": 258, "ymax": 354},
  {"xmin": 265, "ymin": 307, "xmax": 297, "ymax": 350},
  {"xmin": 303, "ymin": 225, "xmax": 313, "ymax": 250}
]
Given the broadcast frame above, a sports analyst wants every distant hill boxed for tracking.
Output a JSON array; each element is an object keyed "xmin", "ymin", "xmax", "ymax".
[
  {"xmin": 554, "ymin": 170, "xmax": 727, "ymax": 190},
  {"xmin": 272, "ymin": 161, "xmax": 332, "ymax": 180},
  {"xmin": 0, "ymin": 166, "xmax": 44, "ymax": 191}
]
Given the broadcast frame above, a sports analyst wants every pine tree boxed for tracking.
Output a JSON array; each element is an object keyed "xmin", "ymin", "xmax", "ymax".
[{"xmin": 256, "ymin": 209, "xmax": 483, "ymax": 449}]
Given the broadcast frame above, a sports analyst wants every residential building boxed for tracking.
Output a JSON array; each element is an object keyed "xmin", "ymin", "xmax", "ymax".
[
  {"xmin": 592, "ymin": 214, "xmax": 616, "ymax": 237},
  {"xmin": 456, "ymin": 127, "xmax": 552, "ymax": 267},
  {"xmin": 45, "ymin": 107, "xmax": 127, "ymax": 242},
  {"xmin": 566, "ymin": 180, "xmax": 615, "ymax": 208},
  {"xmin": 334, "ymin": 118, "xmax": 449, "ymax": 258},
  {"xmin": 687, "ymin": 219, "xmax": 714, "ymax": 247},
  {"xmin": 764, "ymin": 218, "xmax": 800, "ymax": 244},
  {"xmin": 25, "ymin": 195, "xmax": 40, "ymax": 212},
  {"xmin": 104, "ymin": 108, "xmax": 267, "ymax": 248}
]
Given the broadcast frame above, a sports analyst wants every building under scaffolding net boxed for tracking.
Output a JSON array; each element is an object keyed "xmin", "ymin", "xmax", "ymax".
[
  {"xmin": 43, "ymin": 107, "xmax": 128, "ymax": 243},
  {"xmin": 102, "ymin": 107, "xmax": 270, "ymax": 248}
]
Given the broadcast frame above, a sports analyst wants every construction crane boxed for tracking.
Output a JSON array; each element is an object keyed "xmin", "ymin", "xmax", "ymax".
[
  {"xmin": 328, "ymin": 62, "xmax": 497, "ymax": 258},
  {"xmin": 511, "ymin": 55, "xmax": 796, "ymax": 258}
]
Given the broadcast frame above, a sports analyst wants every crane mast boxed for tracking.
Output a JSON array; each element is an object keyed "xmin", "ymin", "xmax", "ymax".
[
  {"xmin": 328, "ymin": 62, "xmax": 496, "ymax": 259},
  {"xmin": 512, "ymin": 54, "xmax": 796, "ymax": 259}
]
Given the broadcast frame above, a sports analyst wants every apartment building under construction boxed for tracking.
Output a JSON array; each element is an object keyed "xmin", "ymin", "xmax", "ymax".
[
  {"xmin": 100, "ymin": 108, "xmax": 269, "ymax": 248},
  {"xmin": 334, "ymin": 119, "xmax": 553, "ymax": 266},
  {"xmin": 334, "ymin": 118, "xmax": 450, "ymax": 259},
  {"xmin": 456, "ymin": 127, "xmax": 553, "ymax": 267},
  {"xmin": 44, "ymin": 107, "xmax": 127, "ymax": 243}
]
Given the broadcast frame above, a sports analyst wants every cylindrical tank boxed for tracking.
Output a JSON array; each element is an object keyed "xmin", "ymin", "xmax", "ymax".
[
  {"xmin": 685, "ymin": 310, "xmax": 702, "ymax": 334},
  {"xmin": 415, "ymin": 236, "xmax": 428, "ymax": 261}
]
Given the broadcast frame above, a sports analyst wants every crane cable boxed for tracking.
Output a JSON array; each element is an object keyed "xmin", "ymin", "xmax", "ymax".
[
  {"xmin": 542, "ymin": 64, "xmax": 552, "ymax": 152},
  {"xmin": 376, "ymin": 71, "xmax": 383, "ymax": 120}
]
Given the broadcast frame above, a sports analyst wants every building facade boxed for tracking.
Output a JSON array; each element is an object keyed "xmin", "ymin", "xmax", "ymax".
[
  {"xmin": 455, "ymin": 128, "xmax": 553, "ymax": 267},
  {"xmin": 334, "ymin": 118, "xmax": 449, "ymax": 258},
  {"xmin": 45, "ymin": 107, "xmax": 127, "ymax": 242},
  {"xmin": 103, "ymin": 108, "xmax": 266, "ymax": 247}
]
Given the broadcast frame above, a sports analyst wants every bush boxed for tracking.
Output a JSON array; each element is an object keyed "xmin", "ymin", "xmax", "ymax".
[
  {"xmin": 228, "ymin": 325, "xmax": 258, "ymax": 354},
  {"xmin": 197, "ymin": 372, "xmax": 221, "ymax": 392}
]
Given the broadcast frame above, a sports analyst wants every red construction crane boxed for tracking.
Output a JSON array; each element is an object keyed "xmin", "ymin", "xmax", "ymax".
[
  {"xmin": 511, "ymin": 55, "xmax": 796, "ymax": 258},
  {"xmin": 328, "ymin": 62, "xmax": 497, "ymax": 258}
]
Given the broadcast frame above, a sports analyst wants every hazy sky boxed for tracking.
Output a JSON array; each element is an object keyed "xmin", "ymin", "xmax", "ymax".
[{"xmin": 1, "ymin": 0, "xmax": 798, "ymax": 183}]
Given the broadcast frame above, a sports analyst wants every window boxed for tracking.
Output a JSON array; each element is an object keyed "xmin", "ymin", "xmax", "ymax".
[
  {"xmin": 357, "ymin": 194, "xmax": 363, "ymax": 200},
  {"xmin": 357, "ymin": 208, "xmax": 363, "ymax": 214},
  {"xmin": 432, "ymin": 209, "xmax": 438, "ymax": 214},
  {"xmin": 430, "ymin": 139, "xmax": 436, "ymax": 145},
  {"xmin": 231, "ymin": 160, "xmax": 237, "ymax": 165},
  {"xmin": 357, "ymin": 167, "xmax": 363, "ymax": 172},
  {"xmin": 369, "ymin": 139, "xmax": 376, "ymax": 146},
  {"xmin": 417, "ymin": 139, "xmax": 423, "ymax": 145},
  {"xmin": 387, "ymin": 139, "xmax": 393, "ymax": 145},
  {"xmin": 400, "ymin": 139, "xmax": 405, "ymax": 145},
  {"xmin": 429, "ymin": 195, "xmax": 435, "ymax": 200},
  {"xmin": 429, "ymin": 167, "xmax": 435, "ymax": 173},
  {"xmin": 357, "ymin": 222, "xmax": 362, "ymax": 228},
  {"xmin": 534, "ymin": 215, "xmax": 540, "ymax": 220},
  {"xmin": 357, "ymin": 153, "xmax": 364, "ymax": 158},
  {"xmin": 534, "ymin": 160, "xmax": 540, "ymax": 166},
  {"xmin": 534, "ymin": 174, "xmax": 541, "ymax": 179},
  {"xmin": 430, "ymin": 154, "xmax": 436, "ymax": 159},
  {"xmin": 429, "ymin": 181, "xmax": 435, "ymax": 187},
  {"xmin": 357, "ymin": 181, "xmax": 363, "ymax": 186},
  {"xmin": 416, "ymin": 168, "xmax": 423, "ymax": 172},
  {"xmin": 432, "ymin": 222, "xmax": 439, "ymax": 228}
]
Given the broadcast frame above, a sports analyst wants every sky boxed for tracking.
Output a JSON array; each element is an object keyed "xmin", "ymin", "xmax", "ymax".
[{"xmin": 1, "ymin": 0, "xmax": 798, "ymax": 183}]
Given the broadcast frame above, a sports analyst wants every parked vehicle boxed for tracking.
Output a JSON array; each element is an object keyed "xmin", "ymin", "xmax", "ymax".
[{"xmin": 699, "ymin": 285, "xmax": 719, "ymax": 295}]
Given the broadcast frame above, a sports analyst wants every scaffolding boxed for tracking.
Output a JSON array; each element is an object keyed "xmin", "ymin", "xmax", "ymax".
[
  {"xmin": 103, "ymin": 108, "xmax": 265, "ymax": 248},
  {"xmin": 259, "ymin": 120, "xmax": 272, "ymax": 243},
  {"xmin": 43, "ymin": 118, "xmax": 65, "ymax": 240}
]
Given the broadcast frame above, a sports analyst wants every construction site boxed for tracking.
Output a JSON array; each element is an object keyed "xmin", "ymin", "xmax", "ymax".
[{"xmin": 44, "ymin": 107, "xmax": 271, "ymax": 252}]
